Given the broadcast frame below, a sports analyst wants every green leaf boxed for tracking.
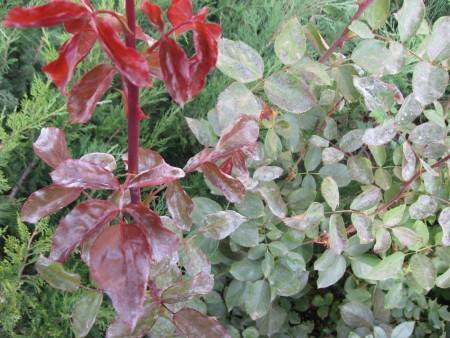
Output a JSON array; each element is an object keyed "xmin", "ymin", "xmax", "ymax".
[
  {"xmin": 351, "ymin": 255, "xmax": 380, "ymax": 279},
  {"xmin": 391, "ymin": 321, "xmax": 415, "ymax": 338},
  {"xmin": 409, "ymin": 122, "xmax": 447, "ymax": 145},
  {"xmin": 230, "ymin": 259, "xmax": 263, "ymax": 281},
  {"xmin": 71, "ymin": 291, "xmax": 103, "ymax": 338},
  {"xmin": 321, "ymin": 176, "xmax": 339, "ymax": 211},
  {"xmin": 347, "ymin": 156, "xmax": 374, "ymax": 184},
  {"xmin": 304, "ymin": 146, "xmax": 321, "ymax": 171},
  {"xmin": 383, "ymin": 205, "xmax": 406, "ymax": 227},
  {"xmin": 392, "ymin": 227, "xmax": 420, "ymax": 245},
  {"xmin": 410, "ymin": 253, "xmax": 436, "ymax": 291},
  {"xmin": 319, "ymin": 164, "xmax": 352, "ymax": 187},
  {"xmin": 185, "ymin": 118, "xmax": 217, "ymax": 146},
  {"xmin": 201, "ymin": 210, "xmax": 247, "ymax": 240},
  {"xmin": 396, "ymin": 0, "xmax": 425, "ymax": 42},
  {"xmin": 253, "ymin": 166, "xmax": 283, "ymax": 182},
  {"xmin": 264, "ymin": 71, "xmax": 316, "ymax": 114},
  {"xmin": 339, "ymin": 129, "xmax": 365, "ymax": 153},
  {"xmin": 231, "ymin": 220, "xmax": 260, "ymax": 248},
  {"xmin": 362, "ymin": 120, "xmax": 397, "ymax": 146},
  {"xmin": 366, "ymin": 252, "xmax": 405, "ymax": 280},
  {"xmin": 374, "ymin": 168, "xmax": 392, "ymax": 191},
  {"xmin": 258, "ymin": 181, "xmax": 287, "ymax": 218},
  {"xmin": 329, "ymin": 214, "xmax": 347, "ymax": 254},
  {"xmin": 35, "ymin": 256, "xmax": 80, "ymax": 291},
  {"xmin": 426, "ymin": 16, "xmax": 450, "ymax": 62},
  {"xmin": 225, "ymin": 280, "xmax": 246, "ymax": 310},
  {"xmin": 352, "ymin": 40, "xmax": 387, "ymax": 75},
  {"xmin": 408, "ymin": 195, "xmax": 437, "ymax": 220},
  {"xmin": 256, "ymin": 304, "xmax": 287, "ymax": 337},
  {"xmin": 365, "ymin": 0, "xmax": 390, "ymax": 29},
  {"xmin": 274, "ymin": 17, "xmax": 306, "ymax": 65},
  {"xmin": 314, "ymin": 250, "xmax": 346, "ymax": 288},
  {"xmin": 268, "ymin": 264, "xmax": 308, "ymax": 296},
  {"xmin": 264, "ymin": 129, "xmax": 283, "ymax": 159},
  {"xmin": 282, "ymin": 202, "xmax": 324, "ymax": 231},
  {"xmin": 436, "ymin": 267, "xmax": 450, "ymax": 288},
  {"xmin": 349, "ymin": 20, "xmax": 374, "ymax": 39},
  {"xmin": 351, "ymin": 213, "xmax": 374, "ymax": 243},
  {"xmin": 217, "ymin": 38, "xmax": 264, "ymax": 83},
  {"xmin": 331, "ymin": 65, "xmax": 359, "ymax": 101},
  {"xmin": 290, "ymin": 58, "xmax": 332, "ymax": 86},
  {"xmin": 438, "ymin": 207, "xmax": 450, "ymax": 246},
  {"xmin": 373, "ymin": 227, "xmax": 392, "ymax": 253},
  {"xmin": 162, "ymin": 272, "xmax": 214, "ymax": 303},
  {"xmin": 396, "ymin": 94, "xmax": 423, "ymax": 125},
  {"xmin": 369, "ymin": 145, "xmax": 386, "ymax": 167},
  {"xmin": 192, "ymin": 197, "xmax": 222, "ymax": 226},
  {"xmin": 340, "ymin": 302, "xmax": 374, "ymax": 328},
  {"xmin": 350, "ymin": 186, "xmax": 382, "ymax": 211},
  {"xmin": 236, "ymin": 192, "xmax": 265, "ymax": 219},
  {"xmin": 245, "ymin": 280, "xmax": 271, "ymax": 320},
  {"xmin": 412, "ymin": 62, "xmax": 449, "ymax": 105},
  {"xmin": 322, "ymin": 147, "xmax": 345, "ymax": 164}
]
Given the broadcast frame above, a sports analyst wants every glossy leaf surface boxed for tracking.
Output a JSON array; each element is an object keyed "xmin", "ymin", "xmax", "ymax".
[
  {"xmin": 166, "ymin": 181, "xmax": 194, "ymax": 231},
  {"xmin": 173, "ymin": 308, "xmax": 230, "ymax": 338},
  {"xmin": 201, "ymin": 162, "xmax": 245, "ymax": 203},
  {"xmin": 35, "ymin": 256, "xmax": 81, "ymax": 291},
  {"xmin": 33, "ymin": 127, "xmax": 71, "ymax": 168}
]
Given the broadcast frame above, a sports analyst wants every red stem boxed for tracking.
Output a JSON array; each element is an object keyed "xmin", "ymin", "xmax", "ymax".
[
  {"xmin": 125, "ymin": 0, "xmax": 141, "ymax": 204},
  {"xmin": 319, "ymin": 0, "xmax": 374, "ymax": 63}
]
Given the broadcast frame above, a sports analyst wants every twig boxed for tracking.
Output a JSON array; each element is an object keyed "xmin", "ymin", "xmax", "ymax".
[
  {"xmin": 374, "ymin": 154, "xmax": 450, "ymax": 214},
  {"xmin": 319, "ymin": 0, "xmax": 374, "ymax": 63},
  {"xmin": 9, "ymin": 158, "xmax": 39, "ymax": 199}
]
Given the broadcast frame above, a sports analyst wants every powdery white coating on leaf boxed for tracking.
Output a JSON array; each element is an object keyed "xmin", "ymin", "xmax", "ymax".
[
  {"xmin": 217, "ymin": 38, "xmax": 264, "ymax": 83},
  {"xmin": 352, "ymin": 40, "xmax": 388, "ymax": 75},
  {"xmin": 319, "ymin": 163, "xmax": 352, "ymax": 187},
  {"xmin": 351, "ymin": 213, "xmax": 374, "ymax": 243},
  {"xmin": 321, "ymin": 176, "xmax": 339, "ymax": 211},
  {"xmin": 274, "ymin": 17, "xmax": 306, "ymax": 65},
  {"xmin": 409, "ymin": 195, "xmax": 438, "ymax": 219},
  {"xmin": 353, "ymin": 76, "xmax": 404, "ymax": 112},
  {"xmin": 165, "ymin": 181, "xmax": 194, "ymax": 232},
  {"xmin": 283, "ymin": 202, "xmax": 324, "ymax": 231},
  {"xmin": 349, "ymin": 20, "xmax": 374, "ymax": 39},
  {"xmin": 258, "ymin": 181, "xmax": 287, "ymax": 218},
  {"xmin": 396, "ymin": 0, "xmax": 425, "ymax": 42},
  {"xmin": 314, "ymin": 250, "xmax": 346, "ymax": 288},
  {"xmin": 339, "ymin": 129, "xmax": 365, "ymax": 153},
  {"xmin": 395, "ymin": 94, "xmax": 423, "ymax": 125},
  {"xmin": 347, "ymin": 156, "xmax": 374, "ymax": 185},
  {"xmin": 350, "ymin": 186, "xmax": 382, "ymax": 211},
  {"xmin": 384, "ymin": 42, "xmax": 407, "ymax": 75},
  {"xmin": 162, "ymin": 272, "xmax": 214, "ymax": 303},
  {"xmin": 202, "ymin": 162, "xmax": 245, "ymax": 203},
  {"xmin": 392, "ymin": 227, "xmax": 420, "ymax": 245},
  {"xmin": 80, "ymin": 152, "xmax": 117, "ymax": 171},
  {"xmin": 201, "ymin": 210, "xmax": 247, "ymax": 240},
  {"xmin": 402, "ymin": 141, "xmax": 416, "ymax": 181},
  {"xmin": 409, "ymin": 122, "xmax": 447, "ymax": 145},
  {"xmin": 366, "ymin": 252, "xmax": 405, "ymax": 281},
  {"xmin": 426, "ymin": 16, "xmax": 450, "ymax": 62},
  {"xmin": 309, "ymin": 135, "xmax": 329, "ymax": 148},
  {"xmin": 362, "ymin": 120, "xmax": 397, "ymax": 146},
  {"xmin": 374, "ymin": 228, "xmax": 391, "ymax": 253},
  {"xmin": 329, "ymin": 214, "xmax": 347, "ymax": 254},
  {"xmin": 412, "ymin": 62, "xmax": 449, "ymax": 105},
  {"xmin": 410, "ymin": 253, "xmax": 436, "ymax": 291},
  {"xmin": 173, "ymin": 308, "xmax": 231, "ymax": 338},
  {"xmin": 253, "ymin": 166, "xmax": 284, "ymax": 182},
  {"xmin": 215, "ymin": 115, "xmax": 259, "ymax": 155},
  {"xmin": 340, "ymin": 302, "xmax": 374, "ymax": 328},
  {"xmin": 322, "ymin": 147, "xmax": 345, "ymax": 164},
  {"xmin": 438, "ymin": 207, "xmax": 450, "ymax": 246}
]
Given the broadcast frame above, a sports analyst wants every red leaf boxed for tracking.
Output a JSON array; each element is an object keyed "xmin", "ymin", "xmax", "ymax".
[
  {"xmin": 127, "ymin": 150, "xmax": 185, "ymax": 189},
  {"xmin": 215, "ymin": 115, "xmax": 259, "ymax": 156},
  {"xmin": 68, "ymin": 64, "xmax": 116, "ymax": 123},
  {"xmin": 159, "ymin": 36, "xmax": 191, "ymax": 106},
  {"xmin": 89, "ymin": 223, "xmax": 151, "ymax": 329},
  {"xmin": 167, "ymin": 0, "xmax": 193, "ymax": 28},
  {"xmin": 3, "ymin": 1, "xmax": 89, "ymax": 28},
  {"xmin": 49, "ymin": 200, "xmax": 119, "ymax": 263},
  {"xmin": 219, "ymin": 157, "xmax": 233, "ymax": 176},
  {"xmin": 201, "ymin": 162, "xmax": 245, "ymax": 203},
  {"xmin": 94, "ymin": 17, "xmax": 151, "ymax": 87},
  {"xmin": 33, "ymin": 127, "xmax": 71, "ymax": 168},
  {"xmin": 146, "ymin": 47, "xmax": 163, "ymax": 80},
  {"xmin": 43, "ymin": 30, "xmax": 96, "ymax": 94},
  {"xmin": 50, "ymin": 159, "xmax": 120, "ymax": 190},
  {"xmin": 124, "ymin": 204, "xmax": 179, "ymax": 263},
  {"xmin": 231, "ymin": 150, "xmax": 249, "ymax": 178},
  {"xmin": 173, "ymin": 308, "xmax": 231, "ymax": 338},
  {"xmin": 64, "ymin": 17, "xmax": 92, "ymax": 34},
  {"xmin": 141, "ymin": 0, "xmax": 164, "ymax": 32},
  {"xmin": 165, "ymin": 181, "xmax": 194, "ymax": 231},
  {"xmin": 21, "ymin": 184, "xmax": 82, "ymax": 224}
]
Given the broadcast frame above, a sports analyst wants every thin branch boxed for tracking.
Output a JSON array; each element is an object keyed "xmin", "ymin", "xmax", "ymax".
[
  {"xmin": 9, "ymin": 158, "xmax": 39, "ymax": 199},
  {"xmin": 319, "ymin": 0, "xmax": 374, "ymax": 63}
]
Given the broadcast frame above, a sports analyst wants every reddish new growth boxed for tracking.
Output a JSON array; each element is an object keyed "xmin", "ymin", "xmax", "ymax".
[{"xmin": 3, "ymin": 0, "xmax": 260, "ymax": 336}]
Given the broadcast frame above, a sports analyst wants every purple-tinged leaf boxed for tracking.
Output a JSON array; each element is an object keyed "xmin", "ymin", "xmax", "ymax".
[
  {"xmin": 162, "ymin": 272, "xmax": 214, "ymax": 303},
  {"xmin": 21, "ymin": 184, "xmax": 82, "ymax": 224},
  {"xmin": 33, "ymin": 127, "xmax": 71, "ymax": 168},
  {"xmin": 215, "ymin": 115, "xmax": 259, "ymax": 156},
  {"xmin": 68, "ymin": 64, "xmax": 116, "ymax": 123},
  {"xmin": 50, "ymin": 159, "xmax": 120, "ymax": 190},
  {"xmin": 49, "ymin": 200, "xmax": 119, "ymax": 263},
  {"xmin": 43, "ymin": 30, "xmax": 96, "ymax": 94},
  {"xmin": 141, "ymin": 0, "xmax": 164, "ymax": 32},
  {"xmin": 173, "ymin": 308, "xmax": 231, "ymax": 338},
  {"xmin": 124, "ymin": 204, "xmax": 179, "ymax": 263},
  {"xmin": 89, "ymin": 223, "xmax": 151, "ymax": 329},
  {"xmin": 166, "ymin": 181, "xmax": 194, "ymax": 231},
  {"xmin": 3, "ymin": 1, "xmax": 89, "ymax": 28},
  {"xmin": 80, "ymin": 152, "xmax": 117, "ymax": 171},
  {"xmin": 201, "ymin": 162, "xmax": 245, "ymax": 203}
]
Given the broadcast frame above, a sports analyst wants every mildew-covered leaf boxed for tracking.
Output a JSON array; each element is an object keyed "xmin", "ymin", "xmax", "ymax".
[
  {"xmin": 274, "ymin": 17, "xmax": 306, "ymax": 65},
  {"xmin": 412, "ymin": 62, "xmax": 449, "ymax": 105}
]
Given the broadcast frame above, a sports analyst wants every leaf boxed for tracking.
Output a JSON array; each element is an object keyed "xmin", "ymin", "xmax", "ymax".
[
  {"xmin": 72, "ymin": 291, "xmax": 103, "ymax": 338},
  {"xmin": 201, "ymin": 162, "xmax": 245, "ymax": 203},
  {"xmin": 391, "ymin": 321, "xmax": 415, "ymax": 338},
  {"xmin": 201, "ymin": 210, "xmax": 247, "ymax": 240},
  {"xmin": 264, "ymin": 71, "xmax": 316, "ymax": 114},
  {"xmin": 426, "ymin": 16, "xmax": 450, "ymax": 62},
  {"xmin": 166, "ymin": 181, "xmax": 194, "ymax": 232},
  {"xmin": 322, "ymin": 148, "xmax": 345, "ymax": 164},
  {"xmin": 236, "ymin": 193, "xmax": 265, "ymax": 219},
  {"xmin": 258, "ymin": 181, "xmax": 287, "ymax": 218},
  {"xmin": 50, "ymin": 200, "xmax": 118, "ymax": 263},
  {"xmin": 412, "ymin": 62, "xmax": 449, "ymax": 105},
  {"xmin": 230, "ymin": 259, "xmax": 263, "ymax": 281},
  {"xmin": 173, "ymin": 308, "xmax": 230, "ymax": 338},
  {"xmin": 392, "ymin": 227, "xmax": 420, "ymax": 245},
  {"xmin": 256, "ymin": 304, "xmax": 287, "ymax": 337},
  {"xmin": 340, "ymin": 302, "xmax": 374, "ymax": 328},
  {"xmin": 349, "ymin": 20, "xmax": 374, "ymax": 39},
  {"xmin": 33, "ymin": 127, "xmax": 71, "ymax": 168},
  {"xmin": 339, "ymin": 129, "xmax": 365, "ymax": 153},
  {"xmin": 362, "ymin": 120, "xmax": 397, "ymax": 146},
  {"xmin": 128, "ymin": 154, "xmax": 185, "ymax": 189},
  {"xmin": 21, "ymin": 184, "xmax": 82, "ymax": 224},
  {"xmin": 51, "ymin": 159, "xmax": 120, "ymax": 190},
  {"xmin": 329, "ymin": 214, "xmax": 347, "ymax": 254},
  {"xmin": 35, "ymin": 255, "xmax": 80, "ymax": 291},
  {"xmin": 409, "ymin": 195, "xmax": 437, "ymax": 220},
  {"xmin": 3, "ymin": 1, "xmax": 89, "ymax": 28},
  {"xmin": 95, "ymin": 18, "xmax": 150, "ymax": 87},
  {"xmin": 331, "ymin": 65, "xmax": 359, "ymax": 101},
  {"xmin": 141, "ymin": 0, "xmax": 164, "ymax": 32},
  {"xmin": 319, "ymin": 164, "xmax": 352, "ymax": 188},
  {"xmin": 124, "ymin": 204, "xmax": 179, "ymax": 263},
  {"xmin": 438, "ymin": 207, "xmax": 450, "ymax": 246},
  {"xmin": 179, "ymin": 240, "xmax": 211, "ymax": 277},
  {"xmin": 167, "ymin": 0, "xmax": 193, "ymax": 28},
  {"xmin": 347, "ymin": 156, "xmax": 374, "ymax": 184},
  {"xmin": 409, "ymin": 122, "xmax": 447, "ymax": 145},
  {"xmin": 268, "ymin": 264, "xmax": 308, "ymax": 296},
  {"xmin": 162, "ymin": 272, "xmax": 214, "ymax": 303},
  {"xmin": 321, "ymin": 176, "xmax": 339, "ymax": 211},
  {"xmin": 396, "ymin": 0, "xmax": 425, "ymax": 42},
  {"xmin": 216, "ymin": 82, "xmax": 261, "ymax": 134},
  {"xmin": 366, "ymin": 252, "xmax": 405, "ymax": 281},
  {"xmin": 402, "ymin": 141, "xmax": 416, "ymax": 181},
  {"xmin": 350, "ymin": 186, "xmax": 382, "ymax": 211},
  {"xmin": 89, "ymin": 223, "xmax": 151, "ymax": 329},
  {"xmin": 304, "ymin": 146, "xmax": 322, "ymax": 171},
  {"xmin": 274, "ymin": 17, "xmax": 306, "ymax": 65},
  {"xmin": 230, "ymin": 220, "xmax": 260, "ymax": 247},
  {"xmin": 314, "ymin": 250, "xmax": 346, "ymax": 288},
  {"xmin": 43, "ymin": 30, "xmax": 96, "ymax": 94},
  {"xmin": 80, "ymin": 152, "xmax": 117, "ymax": 171},
  {"xmin": 245, "ymin": 280, "xmax": 271, "ymax": 320},
  {"xmin": 373, "ymin": 228, "xmax": 391, "ymax": 253},
  {"xmin": 253, "ymin": 166, "xmax": 283, "ymax": 182},
  {"xmin": 68, "ymin": 64, "xmax": 116, "ymax": 124},
  {"xmin": 215, "ymin": 114, "xmax": 259, "ymax": 154},
  {"xmin": 185, "ymin": 117, "xmax": 217, "ymax": 146},
  {"xmin": 216, "ymin": 38, "xmax": 264, "ymax": 83},
  {"xmin": 352, "ymin": 40, "xmax": 387, "ymax": 75},
  {"xmin": 436, "ymin": 267, "xmax": 450, "ymax": 288},
  {"xmin": 382, "ymin": 205, "xmax": 406, "ymax": 227},
  {"xmin": 354, "ymin": 77, "xmax": 403, "ymax": 112},
  {"xmin": 351, "ymin": 213, "xmax": 374, "ymax": 243},
  {"xmin": 410, "ymin": 253, "xmax": 436, "ymax": 291},
  {"xmin": 282, "ymin": 202, "xmax": 324, "ymax": 231},
  {"xmin": 365, "ymin": 0, "xmax": 390, "ymax": 29},
  {"xmin": 385, "ymin": 42, "xmax": 407, "ymax": 75},
  {"xmin": 395, "ymin": 94, "xmax": 423, "ymax": 125}
]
